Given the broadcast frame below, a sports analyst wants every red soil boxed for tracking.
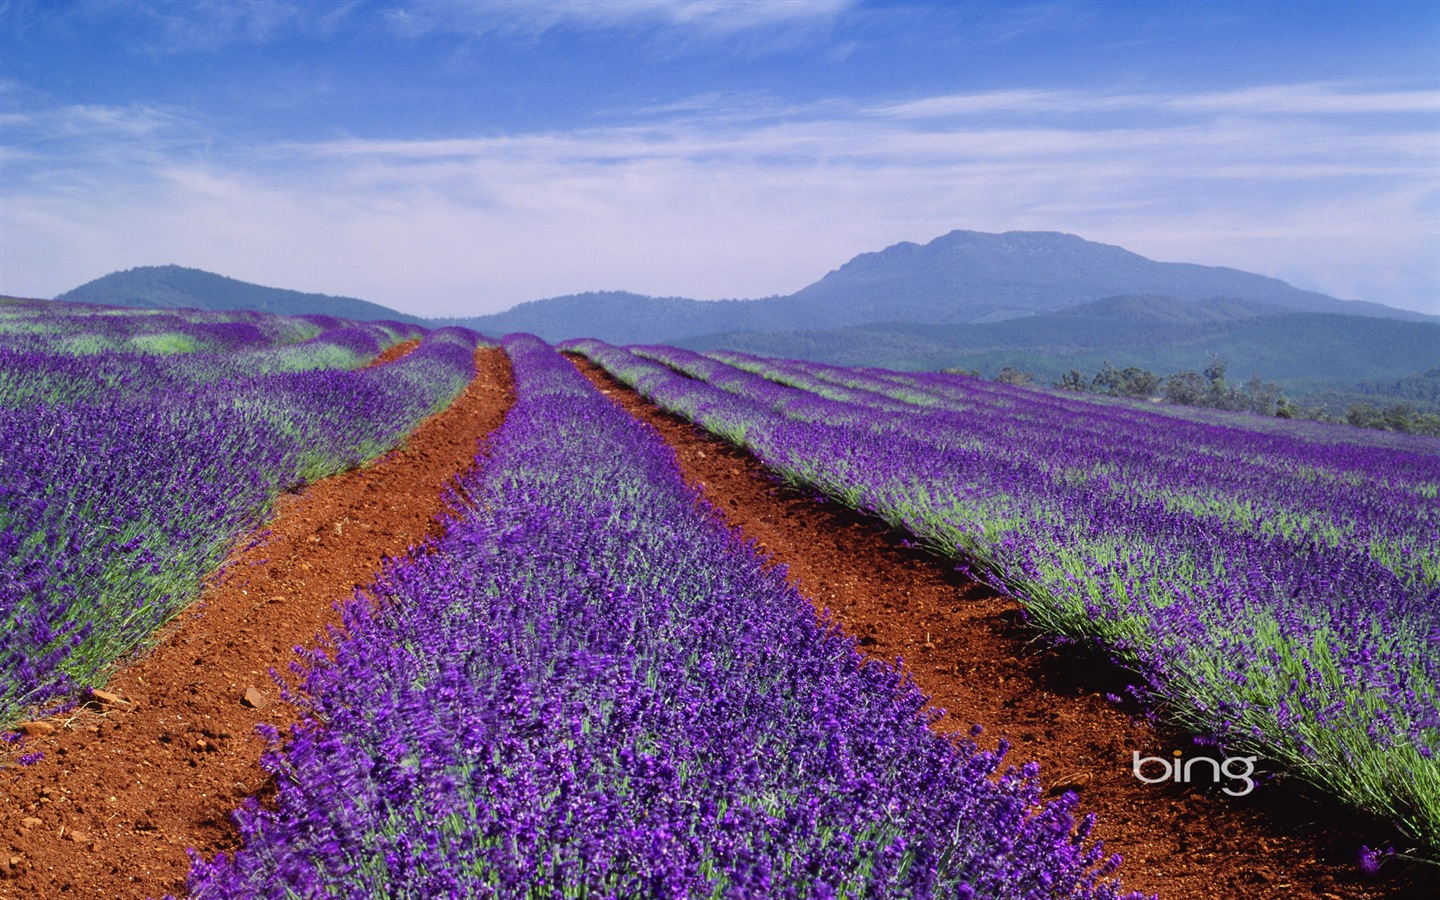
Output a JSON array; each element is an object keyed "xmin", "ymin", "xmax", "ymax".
[
  {"xmin": 571, "ymin": 355, "xmax": 1430, "ymax": 900},
  {"xmin": 364, "ymin": 339, "xmax": 421, "ymax": 368},
  {"xmin": 0, "ymin": 348, "xmax": 514, "ymax": 898}
]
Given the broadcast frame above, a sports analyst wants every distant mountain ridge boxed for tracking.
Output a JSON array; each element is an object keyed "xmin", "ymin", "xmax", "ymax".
[
  {"xmin": 679, "ymin": 300, "xmax": 1440, "ymax": 389},
  {"xmin": 50, "ymin": 232, "xmax": 1437, "ymax": 389},
  {"xmin": 783, "ymin": 230, "xmax": 1400, "ymax": 323},
  {"xmin": 1052, "ymin": 294, "xmax": 1286, "ymax": 325},
  {"xmin": 449, "ymin": 230, "xmax": 1434, "ymax": 341},
  {"xmin": 59, "ymin": 232, "xmax": 1434, "ymax": 341},
  {"xmin": 434, "ymin": 291, "xmax": 762, "ymax": 345},
  {"xmin": 56, "ymin": 265, "xmax": 425, "ymax": 324}
]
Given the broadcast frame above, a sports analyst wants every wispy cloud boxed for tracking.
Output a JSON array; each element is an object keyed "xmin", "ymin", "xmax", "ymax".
[
  {"xmin": 3, "ymin": 101, "xmax": 181, "ymax": 139},
  {"xmin": 877, "ymin": 84, "xmax": 1440, "ymax": 119},
  {"xmin": 5, "ymin": 0, "xmax": 850, "ymax": 52},
  {"xmin": 0, "ymin": 0, "xmax": 362, "ymax": 55},
  {"xmin": 386, "ymin": 0, "xmax": 853, "ymax": 42},
  {"xmin": 2, "ymin": 82, "xmax": 1437, "ymax": 315},
  {"xmin": 0, "ymin": 101, "xmax": 200, "ymax": 181},
  {"xmin": 977, "ymin": 2, "xmax": 1094, "ymax": 45},
  {"xmin": 67, "ymin": 0, "xmax": 322, "ymax": 53},
  {"xmin": 151, "ymin": 0, "xmax": 310, "ymax": 49}
]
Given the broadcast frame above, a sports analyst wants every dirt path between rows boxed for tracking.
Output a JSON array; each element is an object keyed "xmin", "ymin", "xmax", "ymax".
[
  {"xmin": 0, "ymin": 347, "xmax": 513, "ymax": 899},
  {"xmin": 572, "ymin": 356, "xmax": 1426, "ymax": 900},
  {"xmin": 366, "ymin": 339, "xmax": 420, "ymax": 367}
]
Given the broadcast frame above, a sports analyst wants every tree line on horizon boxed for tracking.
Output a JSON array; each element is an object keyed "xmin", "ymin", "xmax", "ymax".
[{"xmin": 944, "ymin": 359, "xmax": 1440, "ymax": 438}]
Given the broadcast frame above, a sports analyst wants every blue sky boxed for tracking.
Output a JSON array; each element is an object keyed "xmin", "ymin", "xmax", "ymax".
[{"xmin": 2, "ymin": 0, "xmax": 1437, "ymax": 317}]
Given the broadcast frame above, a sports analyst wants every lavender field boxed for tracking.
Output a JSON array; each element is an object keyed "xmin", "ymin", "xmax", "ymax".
[
  {"xmin": 188, "ymin": 334, "xmax": 1135, "ymax": 898},
  {"xmin": 3, "ymin": 299, "xmax": 1434, "ymax": 896},
  {"xmin": 567, "ymin": 339, "xmax": 1440, "ymax": 854},
  {"xmin": 0, "ymin": 299, "xmax": 483, "ymax": 729}
]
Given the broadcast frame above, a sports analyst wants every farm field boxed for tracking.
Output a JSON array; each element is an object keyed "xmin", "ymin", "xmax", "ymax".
[
  {"xmin": 570, "ymin": 357, "xmax": 1432, "ymax": 900},
  {"xmin": 0, "ymin": 300, "xmax": 1434, "ymax": 898},
  {"xmin": 566, "ymin": 341, "xmax": 1439, "ymax": 886},
  {"xmin": 0, "ymin": 299, "xmax": 485, "ymax": 729}
]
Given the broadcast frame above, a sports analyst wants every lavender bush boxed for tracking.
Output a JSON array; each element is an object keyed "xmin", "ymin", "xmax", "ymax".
[
  {"xmin": 0, "ymin": 298, "xmax": 429, "ymax": 406},
  {"xmin": 188, "ymin": 334, "xmax": 1138, "ymax": 899},
  {"xmin": 567, "ymin": 339, "xmax": 1440, "ymax": 851},
  {"xmin": 0, "ymin": 301, "xmax": 484, "ymax": 729}
]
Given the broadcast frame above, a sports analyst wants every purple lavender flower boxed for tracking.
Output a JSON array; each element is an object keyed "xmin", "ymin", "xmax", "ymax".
[
  {"xmin": 1, "ymin": 301, "xmax": 486, "ymax": 730},
  {"xmin": 566, "ymin": 337, "xmax": 1440, "ymax": 851},
  {"xmin": 187, "ymin": 334, "xmax": 1140, "ymax": 899}
]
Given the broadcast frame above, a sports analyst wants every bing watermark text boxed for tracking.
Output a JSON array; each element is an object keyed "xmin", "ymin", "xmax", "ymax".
[{"xmin": 1132, "ymin": 750, "xmax": 1257, "ymax": 796}]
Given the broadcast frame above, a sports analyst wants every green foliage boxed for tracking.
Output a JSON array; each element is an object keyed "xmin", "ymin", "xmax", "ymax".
[
  {"xmin": 1091, "ymin": 361, "xmax": 1161, "ymax": 398},
  {"xmin": 1304, "ymin": 368, "xmax": 1440, "ymax": 424},
  {"xmin": 1360, "ymin": 366, "xmax": 1440, "ymax": 405},
  {"xmin": 1006, "ymin": 353, "xmax": 1439, "ymax": 437},
  {"xmin": 1345, "ymin": 403, "xmax": 1440, "ymax": 438},
  {"xmin": 1045, "ymin": 357, "xmax": 1290, "ymax": 418},
  {"xmin": 131, "ymin": 332, "xmax": 199, "ymax": 354},
  {"xmin": 1161, "ymin": 370, "xmax": 1208, "ymax": 405},
  {"xmin": 994, "ymin": 366, "xmax": 1034, "ymax": 386}
]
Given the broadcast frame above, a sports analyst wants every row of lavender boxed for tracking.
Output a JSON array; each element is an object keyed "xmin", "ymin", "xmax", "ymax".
[
  {"xmin": 0, "ymin": 300, "xmax": 484, "ymax": 730},
  {"xmin": 566, "ymin": 339, "xmax": 1440, "ymax": 851},
  {"xmin": 0, "ymin": 298, "xmax": 419, "ymax": 405},
  {"xmin": 704, "ymin": 347, "xmax": 1437, "ymax": 589},
  {"xmin": 188, "ymin": 334, "xmax": 1140, "ymax": 899}
]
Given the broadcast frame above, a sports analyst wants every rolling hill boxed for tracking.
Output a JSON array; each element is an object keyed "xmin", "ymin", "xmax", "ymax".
[{"xmin": 56, "ymin": 265, "xmax": 425, "ymax": 324}]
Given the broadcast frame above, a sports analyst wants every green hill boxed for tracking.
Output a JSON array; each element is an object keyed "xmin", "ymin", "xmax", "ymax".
[{"xmin": 56, "ymin": 265, "xmax": 424, "ymax": 324}]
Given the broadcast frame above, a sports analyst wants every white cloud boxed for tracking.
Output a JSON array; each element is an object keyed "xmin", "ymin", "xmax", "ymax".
[
  {"xmin": 387, "ymin": 0, "xmax": 853, "ymax": 42},
  {"xmin": 63, "ymin": 0, "xmax": 323, "ymax": 53},
  {"xmin": 1169, "ymin": 83, "xmax": 1440, "ymax": 116},
  {"xmin": 2, "ymin": 82, "xmax": 1437, "ymax": 316},
  {"xmin": 877, "ymin": 84, "xmax": 1440, "ymax": 120}
]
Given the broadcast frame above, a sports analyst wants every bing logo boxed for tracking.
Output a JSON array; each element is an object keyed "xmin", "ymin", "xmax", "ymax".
[{"xmin": 1132, "ymin": 749, "xmax": 1257, "ymax": 796}]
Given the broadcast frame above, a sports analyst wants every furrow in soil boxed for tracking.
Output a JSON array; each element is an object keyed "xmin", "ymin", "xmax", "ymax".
[
  {"xmin": 571, "ymin": 354, "xmax": 1423, "ymax": 900},
  {"xmin": 0, "ymin": 348, "xmax": 514, "ymax": 899}
]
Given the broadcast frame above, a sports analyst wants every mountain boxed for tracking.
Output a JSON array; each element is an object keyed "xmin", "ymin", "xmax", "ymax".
[
  {"xmin": 55, "ymin": 265, "xmax": 424, "ymax": 324},
  {"xmin": 51, "ymin": 233, "xmax": 1436, "ymax": 380},
  {"xmin": 679, "ymin": 301, "xmax": 1440, "ymax": 388},
  {"xmin": 435, "ymin": 291, "xmax": 765, "ymax": 346},
  {"xmin": 778, "ymin": 230, "xmax": 1421, "ymax": 324},
  {"xmin": 449, "ymin": 230, "xmax": 1433, "ymax": 341},
  {"xmin": 1052, "ymin": 294, "xmax": 1285, "ymax": 325}
]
